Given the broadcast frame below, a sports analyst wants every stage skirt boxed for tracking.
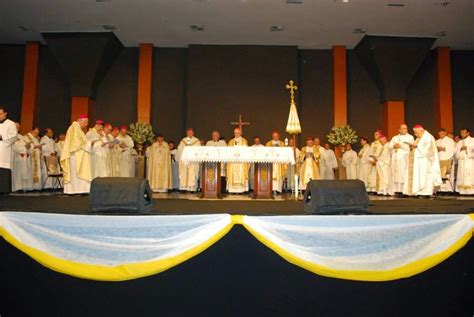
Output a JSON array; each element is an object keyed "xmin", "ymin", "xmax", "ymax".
[{"xmin": 0, "ymin": 212, "xmax": 473, "ymax": 282}]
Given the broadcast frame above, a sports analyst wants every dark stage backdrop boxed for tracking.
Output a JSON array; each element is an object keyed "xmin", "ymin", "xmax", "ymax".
[
  {"xmin": 186, "ymin": 45, "xmax": 298, "ymax": 143},
  {"xmin": 0, "ymin": 45, "xmax": 25, "ymax": 122},
  {"xmin": 1, "ymin": 44, "xmax": 473, "ymax": 140}
]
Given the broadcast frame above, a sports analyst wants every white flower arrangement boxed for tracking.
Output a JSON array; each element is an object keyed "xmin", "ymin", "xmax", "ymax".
[
  {"xmin": 128, "ymin": 122, "xmax": 155, "ymax": 145},
  {"xmin": 327, "ymin": 125, "xmax": 358, "ymax": 146}
]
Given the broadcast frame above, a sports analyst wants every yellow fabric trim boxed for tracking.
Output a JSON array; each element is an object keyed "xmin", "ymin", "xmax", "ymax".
[
  {"xmin": 242, "ymin": 217, "xmax": 473, "ymax": 282},
  {"xmin": 469, "ymin": 214, "xmax": 474, "ymax": 224},
  {"xmin": 0, "ymin": 220, "xmax": 235, "ymax": 282}
]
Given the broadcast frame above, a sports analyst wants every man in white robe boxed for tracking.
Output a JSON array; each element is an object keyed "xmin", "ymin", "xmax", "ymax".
[
  {"xmin": 299, "ymin": 137, "xmax": 321, "ymax": 190},
  {"xmin": 342, "ymin": 143, "xmax": 358, "ymax": 180},
  {"xmin": 11, "ymin": 123, "xmax": 32, "ymax": 192},
  {"xmin": 61, "ymin": 115, "xmax": 92, "ymax": 194},
  {"xmin": 249, "ymin": 136, "xmax": 264, "ymax": 191},
  {"xmin": 25, "ymin": 127, "xmax": 46, "ymax": 190},
  {"xmin": 227, "ymin": 127, "xmax": 249, "ymax": 193},
  {"xmin": 323, "ymin": 143, "xmax": 338, "ymax": 180},
  {"xmin": 436, "ymin": 128, "xmax": 456, "ymax": 193},
  {"xmin": 109, "ymin": 127, "xmax": 121, "ymax": 177},
  {"xmin": 86, "ymin": 120, "xmax": 106, "ymax": 179},
  {"xmin": 146, "ymin": 134, "xmax": 172, "ymax": 192},
  {"xmin": 389, "ymin": 124, "xmax": 414, "ymax": 194},
  {"xmin": 206, "ymin": 131, "xmax": 227, "ymax": 193},
  {"xmin": 266, "ymin": 130, "xmax": 287, "ymax": 193},
  {"xmin": 168, "ymin": 141, "xmax": 179, "ymax": 190},
  {"xmin": 177, "ymin": 128, "xmax": 201, "ymax": 192},
  {"xmin": 455, "ymin": 128, "xmax": 474, "ymax": 195},
  {"xmin": 368, "ymin": 130, "xmax": 383, "ymax": 193},
  {"xmin": 40, "ymin": 128, "xmax": 60, "ymax": 189},
  {"xmin": 375, "ymin": 135, "xmax": 393, "ymax": 196},
  {"xmin": 287, "ymin": 138, "xmax": 300, "ymax": 192},
  {"xmin": 403, "ymin": 125, "xmax": 442, "ymax": 197},
  {"xmin": 0, "ymin": 107, "xmax": 17, "ymax": 194},
  {"xmin": 116, "ymin": 125, "xmax": 135, "ymax": 177},
  {"xmin": 56, "ymin": 134, "xmax": 66, "ymax": 159},
  {"xmin": 313, "ymin": 138, "xmax": 326, "ymax": 179},
  {"xmin": 357, "ymin": 137, "xmax": 372, "ymax": 189}
]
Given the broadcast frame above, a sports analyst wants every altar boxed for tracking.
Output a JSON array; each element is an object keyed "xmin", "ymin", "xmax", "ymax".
[{"xmin": 181, "ymin": 146, "xmax": 295, "ymax": 199}]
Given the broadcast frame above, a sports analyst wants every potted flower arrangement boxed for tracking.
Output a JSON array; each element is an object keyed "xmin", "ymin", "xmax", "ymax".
[
  {"xmin": 326, "ymin": 125, "xmax": 358, "ymax": 156},
  {"xmin": 127, "ymin": 122, "xmax": 155, "ymax": 156}
]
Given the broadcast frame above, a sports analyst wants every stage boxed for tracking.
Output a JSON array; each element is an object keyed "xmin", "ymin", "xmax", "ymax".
[
  {"xmin": 1, "ymin": 192, "xmax": 474, "ymax": 215},
  {"xmin": 1, "ymin": 194, "xmax": 474, "ymax": 317}
]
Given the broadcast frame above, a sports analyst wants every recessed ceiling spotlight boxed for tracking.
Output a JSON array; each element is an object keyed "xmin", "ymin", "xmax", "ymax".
[
  {"xmin": 18, "ymin": 25, "xmax": 30, "ymax": 31},
  {"xmin": 96, "ymin": 0, "xmax": 112, "ymax": 2},
  {"xmin": 270, "ymin": 25, "xmax": 284, "ymax": 32},
  {"xmin": 434, "ymin": 1, "xmax": 450, "ymax": 6},
  {"xmin": 190, "ymin": 25, "xmax": 205, "ymax": 31},
  {"xmin": 102, "ymin": 25, "xmax": 117, "ymax": 30},
  {"xmin": 352, "ymin": 28, "xmax": 367, "ymax": 34},
  {"xmin": 286, "ymin": 0, "xmax": 304, "ymax": 4},
  {"xmin": 387, "ymin": 3, "xmax": 405, "ymax": 7}
]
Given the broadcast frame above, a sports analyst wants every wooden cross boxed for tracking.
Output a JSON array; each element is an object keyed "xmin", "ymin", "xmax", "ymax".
[
  {"xmin": 286, "ymin": 80, "xmax": 298, "ymax": 104},
  {"xmin": 230, "ymin": 114, "xmax": 250, "ymax": 133}
]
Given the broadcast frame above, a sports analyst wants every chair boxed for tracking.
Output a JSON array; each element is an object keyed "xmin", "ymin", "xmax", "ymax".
[
  {"xmin": 42, "ymin": 156, "xmax": 63, "ymax": 190},
  {"xmin": 440, "ymin": 161, "xmax": 455, "ymax": 193}
]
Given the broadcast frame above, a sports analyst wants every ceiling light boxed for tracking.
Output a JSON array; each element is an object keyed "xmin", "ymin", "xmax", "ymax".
[
  {"xmin": 270, "ymin": 26, "xmax": 284, "ymax": 32},
  {"xmin": 102, "ymin": 25, "xmax": 117, "ymax": 30},
  {"xmin": 286, "ymin": 0, "xmax": 304, "ymax": 4},
  {"xmin": 190, "ymin": 25, "xmax": 205, "ymax": 31},
  {"xmin": 387, "ymin": 3, "xmax": 405, "ymax": 7},
  {"xmin": 352, "ymin": 28, "xmax": 367, "ymax": 34},
  {"xmin": 434, "ymin": 1, "xmax": 450, "ymax": 6}
]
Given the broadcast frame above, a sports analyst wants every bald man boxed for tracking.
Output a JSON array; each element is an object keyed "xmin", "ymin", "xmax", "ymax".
[
  {"xmin": 388, "ymin": 124, "xmax": 414, "ymax": 194},
  {"xmin": 227, "ymin": 127, "xmax": 249, "ymax": 193},
  {"xmin": 403, "ymin": 125, "xmax": 441, "ymax": 197}
]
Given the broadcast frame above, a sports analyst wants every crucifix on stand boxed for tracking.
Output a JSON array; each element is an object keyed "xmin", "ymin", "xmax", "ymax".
[
  {"xmin": 230, "ymin": 114, "xmax": 250, "ymax": 132},
  {"xmin": 285, "ymin": 80, "xmax": 302, "ymax": 200}
]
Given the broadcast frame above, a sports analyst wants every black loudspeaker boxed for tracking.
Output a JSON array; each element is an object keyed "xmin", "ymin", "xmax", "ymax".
[
  {"xmin": 303, "ymin": 180, "xmax": 369, "ymax": 214},
  {"xmin": 89, "ymin": 177, "xmax": 154, "ymax": 213}
]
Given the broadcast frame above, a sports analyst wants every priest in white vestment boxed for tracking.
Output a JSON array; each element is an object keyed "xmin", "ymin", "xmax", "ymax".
[
  {"xmin": 403, "ymin": 125, "xmax": 442, "ymax": 197},
  {"xmin": 299, "ymin": 137, "xmax": 321, "ymax": 190},
  {"xmin": 12, "ymin": 123, "xmax": 32, "ymax": 192},
  {"xmin": 265, "ymin": 130, "xmax": 287, "ymax": 193},
  {"xmin": 287, "ymin": 138, "xmax": 300, "ymax": 192},
  {"xmin": 227, "ymin": 128, "xmax": 249, "ymax": 193},
  {"xmin": 86, "ymin": 120, "xmax": 106, "ymax": 179},
  {"xmin": 146, "ymin": 134, "xmax": 172, "ymax": 192},
  {"xmin": 323, "ymin": 143, "xmax": 338, "ymax": 180},
  {"xmin": 25, "ymin": 127, "xmax": 46, "ymax": 190},
  {"xmin": 177, "ymin": 128, "xmax": 201, "ymax": 192},
  {"xmin": 249, "ymin": 136, "xmax": 264, "ymax": 191},
  {"xmin": 342, "ymin": 143, "xmax": 358, "ymax": 180},
  {"xmin": 436, "ymin": 128, "xmax": 456, "ymax": 192},
  {"xmin": 357, "ymin": 137, "xmax": 372, "ymax": 189},
  {"xmin": 0, "ymin": 107, "xmax": 17, "ymax": 193},
  {"xmin": 375, "ymin": 135, "xmax": 393, "ymax": 196},
  {"xmin": 56, "ymin": 134, "xmax": 66, "ymax": 159},
  {"xmin": 313, "ymin": 138, "xmax": 327, "ymax": 179},
  {"xmin": 61, "ymin": 115, "xmax": 92, "ymax": 194},
  {"xmin": 116, "ymin": 125, "xmax": 135, "ymax": 177},
  {"xmin": 389, "ymin": 124, "xmax": 414, "ymax": 194},
  {"xmin": 455, "ymin": 128, "xmax": 474, "ymax": 195},
  {"xmin": 206, "ymin": 131, "xmax": 227, "ymax": 192},
  {"xmin": 109, "ymin": 127, "xmax": 121, "ymax": 177},
  {"xmin": 368, "ymin": 130, "xmax": 383, "ymax": 193},
  {"xmin": 169, "ymin": 141, "xmax": 179, "ymax": 190}
]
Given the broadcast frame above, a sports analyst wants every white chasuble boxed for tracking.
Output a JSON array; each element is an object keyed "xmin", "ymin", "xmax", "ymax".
[
  {"xmin": 389, "ymin": 133, "xmax": 414, "ymax": 193},
  {"xmin": 177, "ymin": 136, "xmax": 201, "ymax": 191},
  {"xmin": 265, "ymin": 140, "xmax": 287, "ymax": 193},
  {"xmin": 12, "ymin": 135, "xmax": 32, "ymax": 191},
  {"xmin": 226, "ymin": 137, "xmax": 249, "ymax": 193},
  {"xmin": 357, "ymin": 144, "xmax": 372, "ymax": 189},
  {"xmin": 298, "ymin": 146, "xmax": 320, "ymax": 190},
  {"xmin": 455, "ymin": 136, "xmax": 474, "ymax": 195},
  {"xmin": 342, "ymin": 149, "xmax": 358, "ymax": 180},
  {"xmin": 146, "ymin": 142, "xmax": 172, "ymax": 192},
  {"xmin": 116, "ymin": 134, "xmax": 135, "ymax": 177},
  {"xmin": 376, "ymin": 143, "xmax": 392, "ymax": 195}
]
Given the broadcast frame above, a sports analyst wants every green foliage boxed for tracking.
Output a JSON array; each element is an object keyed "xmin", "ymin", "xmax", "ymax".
[
  {"xmin": 326, "ymin": 125, "xmax": 358, "ymax": 146},
  {"xmin": 127, "ymin": 122, "xmax": 155, "ymax": 145}
]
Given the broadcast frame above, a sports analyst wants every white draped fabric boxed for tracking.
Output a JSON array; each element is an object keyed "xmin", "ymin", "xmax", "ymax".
[{"xmin": 181, "ymin": 146, "xmax": 295, "ymax": 165}]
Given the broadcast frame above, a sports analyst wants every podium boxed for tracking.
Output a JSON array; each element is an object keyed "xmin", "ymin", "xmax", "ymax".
[
  {"xmin": 201, "ymin": 162, "xmax": 221, "ymax": 199},
  {"xmin": 181, "ymin": 146, "xmax": 295, "ymax": 200}
]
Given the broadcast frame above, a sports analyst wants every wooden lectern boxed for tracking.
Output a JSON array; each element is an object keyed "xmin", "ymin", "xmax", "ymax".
[
  {"xmin": 201, "ymin": 162, "xmax": 221, "ymax": 199},
  {"xmin": 253, "ymin": 163, "xmax": 273, "ymax": 199}
]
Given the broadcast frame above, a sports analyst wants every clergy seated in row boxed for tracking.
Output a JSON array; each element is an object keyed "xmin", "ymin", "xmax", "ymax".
[
  {"xmin": 146, "ymin": 134, "xmax": 172, "ymax": 193},
  {"xmin": 227, "ymin": 127, "xmax": 249, "ymax": 193}
]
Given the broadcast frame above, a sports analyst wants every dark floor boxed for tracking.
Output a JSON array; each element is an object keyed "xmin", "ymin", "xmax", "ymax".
[{"xmin": 0, "ymin": 192, "xmax": 473, "ymax": 215}]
